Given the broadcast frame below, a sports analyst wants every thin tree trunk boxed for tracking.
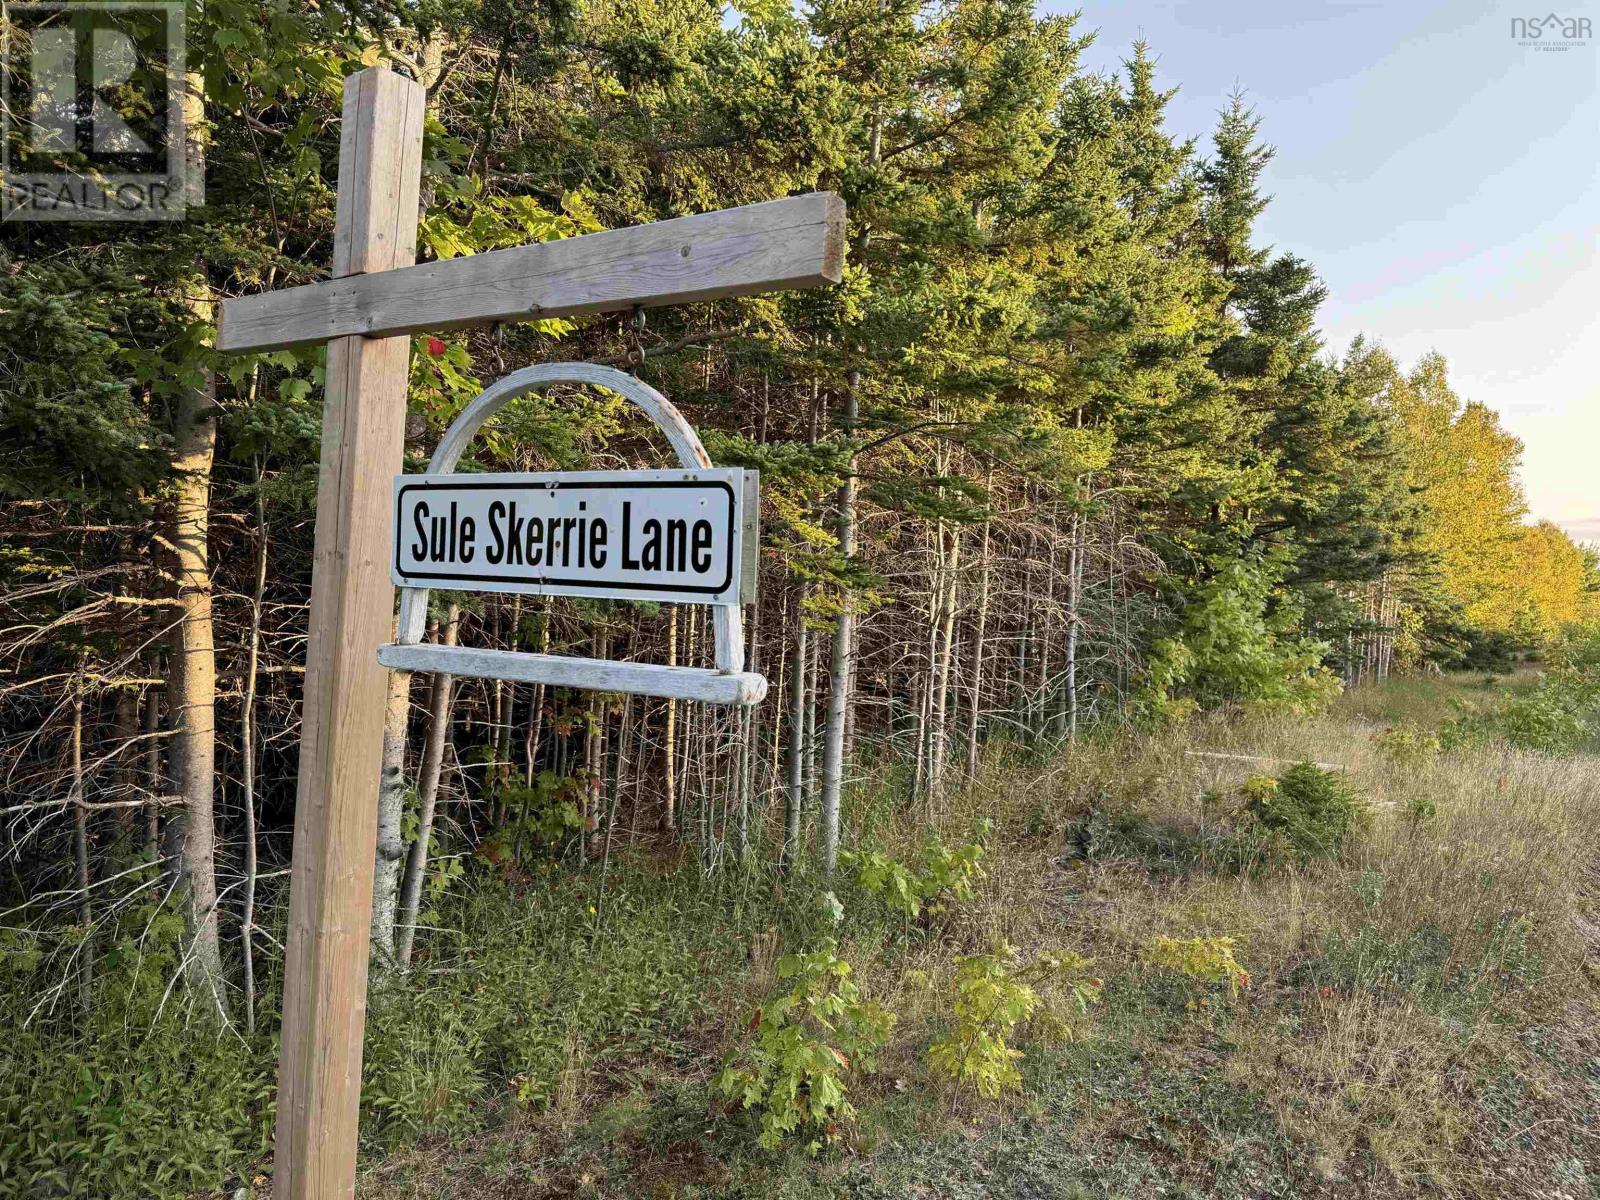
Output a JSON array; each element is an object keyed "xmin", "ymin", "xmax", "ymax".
[
  {"xmin": 524, "ymin": 607, "xmax": 550, "ymax": 783},
  {"xmin": 819, "ymin": 368, "xmax": 860, "ymax": 875},
  {"xmin": 662, "ymin": 606, "xmax": 678, "ymax": 832},
  {"xmin": 165, "ymin": 343, "xmax": 225, "ymax": 1014},
  {"xmin": 784, "ymin": 584, "xmax": 809, "ymax": 865},
  {"xmin": 70, "ymin": 674, "xmax": 91, "ymax": 1005},
  {"xmin": 928, "ymin": 523, "xmax": 962, "ymax": 804},
  {"xmin": 369, "ymin": 665, "xmax": 412, "ymax": 972},
  {"xmin": 396, "ymin": 604, "xmax": 459, "ymax": 969},
  {"xmin": 737, "ymin": 590, "xmax": 759, "ymax": 857},
  {"xmin": 112, "ymin": 685, "xmax": 138, "ymax": 836},
  {"xmin": 964, "ymin": 468, "xmax": 994, "ymax": 779},
  {"xmin": 767, "ymin": 592, "xmax": 786, "ymax": 793},
  {"xmin": 805, "ymin": 618, "xmax": 819, "ymax": 795},
  {"xmin": 143, "ymin": 688, "xmax": 161, "ymax": 855},
  {"xmin": 819, "ymin": 123, "xmax": 880, "ymax": 873},
  {"xmin": 496, "ymin": 597, "xmax": 521, "ymax": 790},
  {"xmin": 1065, "ymin": 500, "xmax": 1083, "ymax": 740},
  {"xmin": 239, "ymin": 492, "xmax": 267, "ymax": 1031}
]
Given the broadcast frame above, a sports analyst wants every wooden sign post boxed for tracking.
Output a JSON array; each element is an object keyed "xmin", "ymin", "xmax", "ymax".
[
  {"xmin": 218, "ymin": 67, "xmax": 843, "ymax": 1200},
  {"xmin": 268, "ymin": 69, "xmax": 424, "ymax": 1200}
]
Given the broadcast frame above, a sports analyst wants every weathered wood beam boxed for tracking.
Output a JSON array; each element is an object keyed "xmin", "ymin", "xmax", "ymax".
[
  {"xmin": 378, "ymin": 643, "xmax": 768, "ymax": 705},
  {"xmin": 272, "ymin": 67, "xmax": 425, "ymax": 1200},
  {"xmin": 217, "ymin": 191, "xmax": 846, "ymax": 353}
]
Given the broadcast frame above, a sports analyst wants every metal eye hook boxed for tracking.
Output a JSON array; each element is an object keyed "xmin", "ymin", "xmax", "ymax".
[
  {"xmin": 627, "ymin": 305, "xmax": 647, "ymax": 372},
  {"xmin": 491, "ymin": 321, "xmax": 507, "ymax": 374}
]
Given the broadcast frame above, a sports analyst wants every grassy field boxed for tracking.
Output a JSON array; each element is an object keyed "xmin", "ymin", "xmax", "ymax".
[{"xmin": 357, "ymin": 673, "xmax": 1600, "ymax": 1200}]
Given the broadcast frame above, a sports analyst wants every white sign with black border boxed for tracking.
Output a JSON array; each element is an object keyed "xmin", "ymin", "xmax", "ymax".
[{"xmin": 393, "ymin": 467, "xmax": 757, "ymax": 606}]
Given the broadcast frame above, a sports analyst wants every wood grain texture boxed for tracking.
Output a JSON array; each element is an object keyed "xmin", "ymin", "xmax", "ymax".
[
  {"xmin": 378, "ymin": 643, "xmax": 769, "ymax": 705},
  {"xmin": 273, "ymin": 67, "xmax": 424, "ymax": 1200},
  {"xmin": 331, "ymin": 70, "xmax": 424, "ymax": 276},
  {"xmin": 217, "ymin": 192, "xmax": 846, "ymax": 352}
]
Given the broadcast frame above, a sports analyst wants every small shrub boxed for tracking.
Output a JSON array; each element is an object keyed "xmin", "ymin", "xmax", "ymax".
[
  {"xmin": 1243, "ymin": 762, "xmax": 1362, "ymax": 860},
  {"xmin": 716, "ymin": 941, "xmax": 896, "ymax": 1152},
  {"xmin": 1404, "ymin": 792, "xmax": 1437, "ymax": 826},
  {"xmin": 842, "ymin": 821, "xmax": 988, "ymax": 922},
  {"xmin": 1137, "ymin": 559, "xmax": 1343, "ymax": 720},
  {"xmin": 1146, "ymin": 935, "xmax": 1251, "ymax": 999},
  {"xmin": 478, "ymin": 771, "xmax": 584, "ymax": 866},
  {"xmin": 1442, "ymin": 633, "xmax": 1600, "ymax": 753},
  {"xmin": 1374, "ymin": 723, "xmax": 1441, "ymax": 768},
  {"xmin": 926, "ymin": 944, "xmax": 1101, "ymax": 1100},
  {"xmin": 0, "ymin": 899, "xmax": 274, "ymax": 1198}
]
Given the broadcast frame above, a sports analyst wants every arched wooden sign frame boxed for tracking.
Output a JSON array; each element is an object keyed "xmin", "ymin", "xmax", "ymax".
[{"xmin": 377, "ymin": 362, "xmax": 767, "ymax": 705}]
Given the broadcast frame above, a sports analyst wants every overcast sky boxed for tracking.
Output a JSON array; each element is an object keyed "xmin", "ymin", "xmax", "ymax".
[{"xmin": 1053, "ymin": 0, "xmax": 1599, "ymax": 541}]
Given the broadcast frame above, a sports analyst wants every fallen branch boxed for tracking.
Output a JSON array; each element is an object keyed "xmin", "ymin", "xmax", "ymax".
[{"xmin": 1185, "ymin": 750, "xmax": 1346, "ymax": 771}]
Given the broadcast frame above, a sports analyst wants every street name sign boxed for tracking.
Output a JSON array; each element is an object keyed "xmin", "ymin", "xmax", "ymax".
[
  {"xmin": 392, "ymin": 468, "xmax": 757, "ymax": 606},
  {"xmin": 378, "ymin": 362, "xmax": 769, "ymax": 707}
]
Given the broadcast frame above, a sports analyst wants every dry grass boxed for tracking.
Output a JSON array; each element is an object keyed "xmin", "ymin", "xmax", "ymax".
[
  {"xmin": 359, "ymin": 676, "xmax": 1600, "ymax": 1199},
  {"xmin": 903, "ymin": 677, "xmax": 1600, "ymax": 1197}
]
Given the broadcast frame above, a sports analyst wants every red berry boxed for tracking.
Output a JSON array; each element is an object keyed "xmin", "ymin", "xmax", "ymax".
[{"xmin": 426, "ymin": 336, "xmax": 446, "ymax": 357}]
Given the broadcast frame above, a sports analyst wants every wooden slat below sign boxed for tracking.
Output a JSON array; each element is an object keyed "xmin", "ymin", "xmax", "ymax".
[
  {"xmin": 377, "ymin": 643, "xmax": 769, "ymax": 705},
  {"xmin": 217, "ymin": 192, "xmax": 845, "ymax": 352}
]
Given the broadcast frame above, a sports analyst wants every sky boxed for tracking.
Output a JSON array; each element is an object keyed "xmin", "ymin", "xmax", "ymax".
[{"xmin": 1050, "ymin": 0, "xmax": 1600, "ymax": 541}]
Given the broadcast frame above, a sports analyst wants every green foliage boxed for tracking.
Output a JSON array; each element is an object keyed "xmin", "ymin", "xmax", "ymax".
[
  {"xmin": 841, "ymin": 821, "xmax": 988, "ymax": 922},
  {"xmin": 716, "ymin": 941, "xmax": 896, "ymax": 1151},
  {"xmin": 478, "ymin": 772, "xmax": 586, "ymax": 867},
  {"xmin": 354, "ymin": 866, "xmax": 757, "ymax": 1145},
  {"xmin": 1442, "ymin": 634, "xmax": 1600, "ymax": 753},
  {"xmin": 0, "ymin": 895, "xmax": 274, "ymax": 1197},
  {"xmin": 1404, "ymin": 791, "xmax": 1438, "ymax": 826},
  {"xmin": 926, "ymin": 944, "xmax": 1101, "ymax": 1100},
  {"xmin": 0, "ymin": 255, "xmax": 172, "ymax": 512},
  {"xmin": 1242, "ymin": 762, "xmax": 1363, "ymax": 860},
  {"xmin": 1303, "ymin": 910, "xmax": 1539, "ymax": 1019},
  {"xmin": 1145, "ymin": 935, "xmax": 1251, "ymax": 999},
  {"xmin": 1374, "ymin": 722, "xmax": 1442, "ymax": 768},
  {"xmin": 363, "ymin": 987, "xmax": 487, "ymax": 1142},
  {"xmin": 1143, "ymin": 561, "xmax": 1343, "ymax": 720}
]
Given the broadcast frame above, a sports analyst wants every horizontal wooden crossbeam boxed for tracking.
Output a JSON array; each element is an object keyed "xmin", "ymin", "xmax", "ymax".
[
  {"xmin": 217, "ymin": 192, "xmax": 845, "ymax": 353},
  {"xmin": 376, "ymin": 643, "xmax": 769, "ymax": 705}
]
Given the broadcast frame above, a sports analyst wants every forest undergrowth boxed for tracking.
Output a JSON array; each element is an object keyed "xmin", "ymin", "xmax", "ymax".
[
  {"xmin": 346, "ymin": 670, "xmax": 1600, "ymax": 1200},
  {"xmin": 4, "ymin": 669, "xmax": 1597, "ymax": 1199}
]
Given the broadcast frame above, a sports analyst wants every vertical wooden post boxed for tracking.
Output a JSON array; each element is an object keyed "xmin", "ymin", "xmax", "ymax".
[{"xmin": 274, "ymin": 67, "xmax": 425, "ymax": 1200}]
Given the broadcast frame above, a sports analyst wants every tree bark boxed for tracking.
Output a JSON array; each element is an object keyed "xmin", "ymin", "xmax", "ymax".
[
  {"xmin": 71, "ymin": 674, "xmax": 91, "ymax": 1005},
  {"xmin": 818, "ymin": 120, "xmax": 880, "ymax": 874},
  {"xmin": 784, "ymin": 584, "xmax": 809, "ymax": 865},
  {"xmin": 662, "ymin": 606, "xmax": 678, "ymax": 832},
  {"xmin": 163, "ymin": 62, "xmax": 224, "ymax": 1017},
  {"xmin": 928, "ymin": 522, "xmax": 962, "ymax": 803},
  {"xmin": 395, "ymin": 604, "xmax": 459, "ymax": 969},
  {"xmin": 369, "ymin": 664, "xmax": 413, "ymax": 971},
  {"xmin": 964, "ymin": 468, "xmax": 994, "ymax": 778},
  {"xmin": 143, "ymin": 688, "xmax": 162, "ymax": 856},
  {"xmin": 523, "ymin": 606, "xmax": 550, "ymax": 782},
  {"xmin": 165, "ymin": 348, "xmax": 225, "ymax": 1015},
  {"xmin": 239, "ymin": 495, "xmax": 267, "ymax": 1031},
  {"xmin": 818, "ymin": 366, "xmax": 859, "ymax": 875}
]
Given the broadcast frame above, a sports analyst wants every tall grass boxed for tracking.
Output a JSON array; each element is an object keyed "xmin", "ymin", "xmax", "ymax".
[{"xmin": 3, "ymin": 673, "xmax": 1596, "ymax": 1198}]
